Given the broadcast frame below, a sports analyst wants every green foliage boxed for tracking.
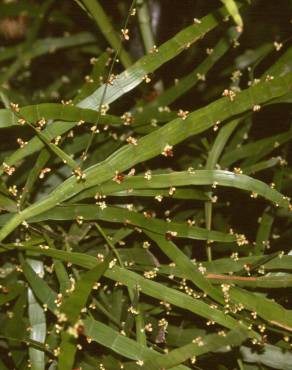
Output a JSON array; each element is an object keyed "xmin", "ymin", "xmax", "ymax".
[{"xmin": 0, "ymin": 1, "xmax": 291, "ymax": 369}]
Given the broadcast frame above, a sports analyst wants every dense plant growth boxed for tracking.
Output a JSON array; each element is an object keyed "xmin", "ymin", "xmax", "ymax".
[{"xmin": 0, "ymin": 0, "xmax": 291, "ymax": 369}]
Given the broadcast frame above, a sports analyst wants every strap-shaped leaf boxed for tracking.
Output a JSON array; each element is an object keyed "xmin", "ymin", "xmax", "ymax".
[
  {"xmin": 27, "ymin": 204, "xmax": 236, "ymax": 243},
  {"xmin": 84, "ymin": 317, "xmax": 248, "ymax": 369},
  {"xmin": 1, "ymin": 72, "xmax": 291, "ymax": 242},
  {"xmin": 70, "ymin": 170, "xmax": 290, "ymax": 208}
]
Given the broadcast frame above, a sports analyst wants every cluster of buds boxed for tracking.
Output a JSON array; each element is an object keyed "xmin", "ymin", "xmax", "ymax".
[
  {"xmin": 100, "ymin": 104, "xmax": 109, "ymax": 116},
  {"xmin": 106, "ymin": 73, "xmax": 117, "ymax": 85},
  {"xmin": 72, "ymin": 167, "xmax": 86, "ymax": 181},
  {"xmin": 233, "ymin": 167, "xmax": 243, "ymax": 174},
  {"xmin": 177, "ymin": 109, "xmax": 189, "ymax": 120},
  {"xmin": 113, "ymin": 171, "xmax": 125, "ymax": 184},
  {"xmin": 39, "ymin": 167, "xmax": 51, "ymax": 179},
  {"xmin": 144, "ymin": 170, "xmax": 152, "ymax": 180},
  {"xmin": 10, "ymin": 102, "xmax": 20, "ymax": 112},
  {"xmin": 61, "ymin": 99, "xmax": 73, "ymax": 105},
  {"xmin": 2, "ymin": 162, "xmax": 15, "ymax": 176},
  {"xmin": 16, "ymin": 138, "xmax": 27, "ymax": 148},
  {"xmin": 121, "ymin": 28, "xmax": 129, "ymax": 41},
  {"xmin": 126, "ymin": 136, "xmax": 138, "ymax": 145},
  {"xmin": 236, "ymin": 233, "xmax": 249, "ymax": 246},
  {"xmin": 162, "ymin": 144, "xmax": 173, "ymax": 157},
  {"xmin": 149, "ymin": 45, "xmax": 158, "ymax": 53},
  {"xmin": 121, "ymin": 111, "xmax": 134, "ymax": 125},
  {"xmin": 142, "ymin": 74, "xmax": 151, "ymax": 83},
  {"xmin": 84, "ymin": 74, "xmax": 94, "ymax": 83},
  {"xmin": 165, "ymin": 230, "xmax": 177, "ymax": 240},
  {"xmin": 274, "ymin": 41, "xmax": 283, "ymax": 51},
  {"xmin": 36, "ymin": 117, "xmax": 46, "ymax": 130},
  {"xmin": 222, "ymin": 89, "xmax": 236, "ymax": 101},
  {"xmin": 18, "ymin": 118, "xmax": 26, "ymax": 125}
]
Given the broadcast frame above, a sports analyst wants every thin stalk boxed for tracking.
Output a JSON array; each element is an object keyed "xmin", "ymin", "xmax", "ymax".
[
  {"xmin": 81, "ymin": 0, "xmax": 133, "ymax": 69},
  {"xmin": 205, "ymin": 202, "xmax": 213, "ymax": 262},
  {"xmin": 79, "ymin": 0, "xmax": 136, "ymax": 169},
  {"xmin": 137, "ymin": 0, "xmax": 155, "ymax": 53},
  {"xmin": 0, "ymin": 335, "xmax": 53, "ymax": 355},
  {"xmin": 95, "ymin": 222, "xmax": 124, "ymax": 267},
  {"xmin": 137, "ymin": 0, "xmax": 164, "ymax": 92}
]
